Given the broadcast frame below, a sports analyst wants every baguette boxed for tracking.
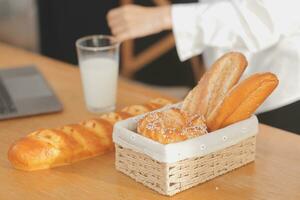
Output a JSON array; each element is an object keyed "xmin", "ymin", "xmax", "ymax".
[
  {"xmin": 182, "ymin": 52, "xmax": 247, "ymax": 118},
  {"xmin": 8, "ymin": 98, "xmax": 173, "ymax": 171},
  {"xmin": 207, "ymin": 73, "xmax": 279, "ymax": 131}
]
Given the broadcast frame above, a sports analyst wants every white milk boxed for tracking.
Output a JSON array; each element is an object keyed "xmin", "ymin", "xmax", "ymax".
[{"xmin": 79, "ymin": 57, "xmax": 118, "ymax": 112}]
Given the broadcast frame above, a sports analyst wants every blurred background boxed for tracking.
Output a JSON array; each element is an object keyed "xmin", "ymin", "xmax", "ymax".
[{"xmin": 0, "ymin": 0, "xmax": 204, "ymax": 98}]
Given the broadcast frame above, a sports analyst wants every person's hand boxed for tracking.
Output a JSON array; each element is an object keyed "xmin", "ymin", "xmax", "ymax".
[{"xmin": 107, "ymin": 5, "xmax": 172, "ymax": 42}]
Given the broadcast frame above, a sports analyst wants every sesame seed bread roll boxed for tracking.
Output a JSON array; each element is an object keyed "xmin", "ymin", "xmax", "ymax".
[{"xmin": 137, "ymin": 108, "xmax": 207, "ymax": 144}]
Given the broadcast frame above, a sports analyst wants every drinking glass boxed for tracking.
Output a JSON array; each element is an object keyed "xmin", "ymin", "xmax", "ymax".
[{"xmin": 76, "ymin": 35, "xmax": 120, "ymax": 113}]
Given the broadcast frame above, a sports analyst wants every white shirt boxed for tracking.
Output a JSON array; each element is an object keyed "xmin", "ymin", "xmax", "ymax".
[{"xmin": 171, "ymin": 0, "xmax": 300, "ymax": 113}]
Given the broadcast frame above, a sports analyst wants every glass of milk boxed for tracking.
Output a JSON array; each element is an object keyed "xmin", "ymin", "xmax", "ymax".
[{"xmin": 76, "ymin": 35, "xmax": 120, "ymax": 113}]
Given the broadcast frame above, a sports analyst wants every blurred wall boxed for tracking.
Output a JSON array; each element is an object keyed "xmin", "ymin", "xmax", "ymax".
[
  {"xmin": 0, "ymin": 0, "xmax": 39, "ymax": 51},
  {"xmin": 38, "ymin": 0, "xmax": 117, "ymax": 64}
]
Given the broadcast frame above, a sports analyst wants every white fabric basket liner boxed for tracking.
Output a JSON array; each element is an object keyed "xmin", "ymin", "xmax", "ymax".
[{"xmin": 113, "ymin": 103, "xmax": 259, "ymax": 163}]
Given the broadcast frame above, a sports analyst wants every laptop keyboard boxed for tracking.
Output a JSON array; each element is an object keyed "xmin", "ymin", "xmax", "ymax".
[{"xmin": 0, "ymin": 78, "xmax": 17, "ymax": 114}]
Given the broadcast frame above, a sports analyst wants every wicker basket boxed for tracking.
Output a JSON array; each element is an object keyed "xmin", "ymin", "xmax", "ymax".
[{"xmin": 113, "ymin": 104, "xmax": 258, "ymax": 196}]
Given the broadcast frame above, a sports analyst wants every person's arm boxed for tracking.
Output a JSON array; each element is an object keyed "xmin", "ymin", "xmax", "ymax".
[
  {"xmin": 107, "ymin": 5, "xmax": 172, "ymax": 42},
  {"xmin": 172, "ymin": 0, "xmax": 280, "ymax": 61},
  {"xmin": 107, "ymin": 1, "xmax": 281, "ymax": 61}
]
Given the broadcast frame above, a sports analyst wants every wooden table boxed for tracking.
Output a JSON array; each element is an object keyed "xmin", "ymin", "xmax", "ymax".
[{"xmin": 0, "ymin": 43, "xmax": 299, "ymax": 200}]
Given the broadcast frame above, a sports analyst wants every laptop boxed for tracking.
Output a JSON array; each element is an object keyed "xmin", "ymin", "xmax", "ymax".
[{"xmin": 0, "ymin": 66, "xmax": 63, "ymax": 120}]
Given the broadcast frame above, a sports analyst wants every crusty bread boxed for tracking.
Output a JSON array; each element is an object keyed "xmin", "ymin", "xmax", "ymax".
[
  {"xmin": 137, "ymin": 108, "xmax": 207, "ymax": 144},
  {"xmin": 182, "ymin": 52, "xmax": 247, "ymax": 118},
  {"xmin": 207, "ymin": 73, "xmax": 279, "ymax": 131},
  {"xmin": 8, "ymin": 98, "xmax": 173, "ymax": 171},
  {"xmin": 137, "ymin": 53, "xmax": 278, "ymax": 144}
]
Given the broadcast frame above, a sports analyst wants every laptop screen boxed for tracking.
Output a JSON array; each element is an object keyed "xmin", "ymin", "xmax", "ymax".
[{"xmin": 3, "ymin": 74, "xmax": 53, "ymax": 100}]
